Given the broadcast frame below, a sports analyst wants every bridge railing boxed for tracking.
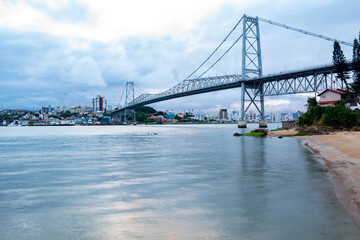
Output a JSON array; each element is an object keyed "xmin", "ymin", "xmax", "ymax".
[{"xmin": 123, "ymin": 62, "xmax": 354, "ymax": 109}]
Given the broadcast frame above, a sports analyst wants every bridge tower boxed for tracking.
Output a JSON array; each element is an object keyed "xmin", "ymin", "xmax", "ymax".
[
  {"xmin": 123, "ymin": 81, "xmax": 136, "ymax": 123},
  {"xmin": 239, "ymin": 15, "xmax": 265, "ymax": 127}
]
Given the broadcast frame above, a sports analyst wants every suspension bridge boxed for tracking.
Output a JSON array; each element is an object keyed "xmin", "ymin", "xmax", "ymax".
[{"xmin": 111, "ymin": 14, "xmax": 355, "ymax": 125}]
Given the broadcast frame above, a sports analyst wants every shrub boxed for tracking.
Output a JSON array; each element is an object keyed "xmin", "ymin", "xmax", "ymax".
[
  {"xmin": 144, "ymin": 118, "xmax": 156, "ymax": 124},
  {"xmin": 298, "ymin": 105, "xmax": 325, "ymax": 127},
  {"xmin": 322, "ymin": 106, "xmax": 356, "ymax": 128}
]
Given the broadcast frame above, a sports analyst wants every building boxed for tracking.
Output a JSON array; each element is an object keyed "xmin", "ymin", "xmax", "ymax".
[
  {"xmin": 219, "ymin": 109, "xmax": 228, "ymax": 120},
  {"xmin": 41, "ymin": 105, "xmax": 54, "ymax": 114},
  {"xmin": 248, "ymin": 111, "xmax": 256, "ymax": 121},
  {"xmin": 318, "ymin": 89, "xmax": 357, "ymax": 106},
  {"xmin": 231, "ymin": 111, "xmax": 240, "ymax": 121},
  {"xmin": 92, "ymin": 95, "xmax": 107, "ymax": 113},
  {"xmin": 70, "ymin": 106, "xmax": 93, "ymax": 114},
  {"xmin": 270, "ymin": 111, "xmax": 281, "ymax": 122}
]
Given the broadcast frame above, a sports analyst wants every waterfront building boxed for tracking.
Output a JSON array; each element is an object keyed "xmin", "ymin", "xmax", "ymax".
[
  {"xmin": 248, "ymin": 111, "xmax": 256, "ymax": 121},
  {"xmin": 219, "ymin": 109, "xmax": 228, "ymax": 120},
  {"xmin": 39, "ymin": 113, "xmax": 49, "ymax": 120},
  {"xmin": 194, "ymin": 114, "xmax": 205, "ymax": 121},
  {"xmin": 231, "ymin": 111, "xmax": 240, "ymax": 121},
  {"xmin": 318, "ymin": 89, "xmax": 357, "ymax": 106},
  {"xmin": 269, "ymin": 111, "xmax": 281, "ymax": 122},
  {"xmin": 166, "ymin": 112, "xmax": 177, "ymax": 120},
  {"xmin": 70, "ymin": 106, "xmax": 93, "ymax": 114},
  {"xmin": 92, "ymin": 95, "xmax": 107, "ymax": 113}
]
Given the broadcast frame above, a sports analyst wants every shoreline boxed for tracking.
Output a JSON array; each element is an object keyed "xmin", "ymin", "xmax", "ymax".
[{"xmin": 297, "ymin": 132, "xmax": 360, "ymax": 227}]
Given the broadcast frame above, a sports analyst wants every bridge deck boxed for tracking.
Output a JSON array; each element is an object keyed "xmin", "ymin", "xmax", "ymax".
[{"xmin": 112, "ymin": 63, "xmax": 354, "ymax": 114}]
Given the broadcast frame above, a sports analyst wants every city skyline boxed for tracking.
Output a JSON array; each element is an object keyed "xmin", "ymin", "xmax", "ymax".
[{"xmin": 0, "ymin": 0, "xmax": 359, "ymax": 112}]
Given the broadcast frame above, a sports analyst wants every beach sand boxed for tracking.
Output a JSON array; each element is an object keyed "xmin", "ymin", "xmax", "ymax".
[
  {"xmin": 268, "ymin": 128, "xmax": 299, "ymax": 136},
  {"xmin": 298, "ymin": 132, "xmax": 360, "ymax": 226}
]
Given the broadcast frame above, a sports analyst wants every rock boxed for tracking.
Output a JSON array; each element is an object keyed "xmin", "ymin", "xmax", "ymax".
[
  {"xmin": 233, "ymin": 133, "xmax": 243, "ymax": 136},
  {"xmin": 252, "ymin": 128, "xmax": 267, "ymax": 133}
]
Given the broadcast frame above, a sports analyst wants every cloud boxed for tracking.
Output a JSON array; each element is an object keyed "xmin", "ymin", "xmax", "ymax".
[
  {"xmin": 1, "ymin": 0, "xmax": 359, "ymax": 111},
  {"xmin": 68, "ymin": 57, "xmax": 106, "ymax": 87},
  {"xmin": 30, "ymin": 0, "xmax": 72, "ymax": 10},
  {"xmin": 0, "ymin": 0, "xmax": 245, "ymax": 43}
]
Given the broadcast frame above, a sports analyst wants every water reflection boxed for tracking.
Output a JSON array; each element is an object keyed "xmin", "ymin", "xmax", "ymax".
[{"xmin": 0, "ymin": 124, "xmax": 359, "ymax": 239}]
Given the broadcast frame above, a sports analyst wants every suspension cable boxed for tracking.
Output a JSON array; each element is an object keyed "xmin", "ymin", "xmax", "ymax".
[
  {"xmin": 258, "ymin": 17, "xmax": 353, "ymax": 47},
  {"xmin": 184, "ymin": 16, "xmax": 244, "ymax": 80}
]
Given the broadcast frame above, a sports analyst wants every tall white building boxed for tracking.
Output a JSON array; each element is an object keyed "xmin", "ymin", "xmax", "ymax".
[
  {"xmin": 92, "ymin": 95, "xmax": 107, "ymax": 113},
  {"xmin": 270, "ymin": 111, "xmax": 281, "ymax": 122}
]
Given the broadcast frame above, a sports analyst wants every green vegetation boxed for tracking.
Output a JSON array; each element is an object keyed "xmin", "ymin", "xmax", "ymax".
[
  {"xmin": 352, "ymin": 38, "xmax": 360, "ymax": 93},
  {"xmin": 306, "ymin": 97, "xmax": 317, "ymax": 109},
  {"xmin": 243, "ymin": 131, "xmax": 267, "ymax": 136},
  {"xmin": 155, "ymin": 111, "xmax": 166, "ymax": 116},
  {"xmin": 0, "ymin": 115, "xmax": 13, "ymax": 121},
  {"xmin": 298, "ymin": 98, "xmax": 360, "ymax": 129},
  {"xmin": 61, "ymin": 110, "xmax": 71, "ymax": 118},
  {"xmin": 333, "ymin": 41, "xmax": 351, "ymax": 96},
  {"xmin": 49, "ymin": 115, "xmax": 59, "ymax": 119},
  {"xmin": 28, "ymin": 121, "xmax": 35, "ymax": 126},
  {"xmin": 144, "ymin": 118, "xmax": 156, "ymax": 124},
  {"xmin": 234, "ymin": 129, "xmax": 267, "ymax": 137},
  {"xmin": 136, "ymin": 112, "xmax": 149, "ymax": 122},
  {"xmin": 135, "ymin": 106, "xmax": 156, "ymax": 114},
  {"xmin": 322, "ymin": 105, "xmax": 357, "ymax": 128},
  {"xmin": 134, "ymin": 106, "xmax": 157, "ymax": 123}
]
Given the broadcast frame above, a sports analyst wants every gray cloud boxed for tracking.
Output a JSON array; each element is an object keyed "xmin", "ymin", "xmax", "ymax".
[{"xmin": 0, "ymin": 0, "xmax": 359, "ymax": 113}]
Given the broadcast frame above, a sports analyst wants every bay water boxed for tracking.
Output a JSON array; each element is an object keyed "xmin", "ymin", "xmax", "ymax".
[{"xmin": 1, "ymin": 124, "xmax": 360, "ymax": 239}]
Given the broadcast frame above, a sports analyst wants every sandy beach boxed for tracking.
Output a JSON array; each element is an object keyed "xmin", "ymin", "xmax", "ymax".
[
  {"xmin": 268, "ymin": 128, "xmax": 299, "ymax": 136},
  {"xmin": 298, "ymin": 132, "xmax": 360, "ymax": 226}
]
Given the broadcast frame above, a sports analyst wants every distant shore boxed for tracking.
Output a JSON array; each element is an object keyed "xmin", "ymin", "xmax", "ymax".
[{"xmin": 298, "ymin": 132, "xmax": 360, "ymax": 226}]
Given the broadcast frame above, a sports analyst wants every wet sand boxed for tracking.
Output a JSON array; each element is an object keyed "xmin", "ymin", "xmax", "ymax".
[{"xmin": 298, "ymin": 132, "xmax": 360, "ymax": 226}]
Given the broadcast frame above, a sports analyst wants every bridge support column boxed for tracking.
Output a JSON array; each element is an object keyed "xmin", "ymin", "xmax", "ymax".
[
  {"xmin": 259, "ymin": 120, "xmax": 267, "ymax": 128},
  {"xmin": 124, "ymin": 108, "xmax": 127, "ymax": 123},
  {"xmin": 238, "ymin": 82, "xmax": 247, "ymax": 128},
  {"xmin": 259, "ymin": 83, "xmax": 267, "ymax": 127},
  {"xmin": 240, "ymin": 82, "xmax": 245, "ymax": 120},
  {"xmin": 123, "ymin": 108, "xmax": 136, "ymax": 124},
  {"xmin": 238, "ymin": 120, "xmax": 247, "ymax": 128}
]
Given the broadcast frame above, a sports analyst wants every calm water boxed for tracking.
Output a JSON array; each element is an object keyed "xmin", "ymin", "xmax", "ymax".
[{"xmin": 0, "ymin": 124, "xmax": 360, "ymax": 240}]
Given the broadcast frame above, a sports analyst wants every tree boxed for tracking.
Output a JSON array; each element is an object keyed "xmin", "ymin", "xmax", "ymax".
[
  {"xmin": 306, "ymin": 97, "xmax": 317, "ymax": 110},
  {"xmin": 155, "ymin": 111, "xmax": 166, "ymax": 117},
  {"xmin": 135, "ymin": 106, "xmax": 156, "ymax": 114},
  {"xmin": 352, "ymin": 38, "xmax": 360, "ymax": 93},
  {"xmin": 136, "ymin": 112, "xmax": 148, "ymax": 122},
  {"xmin": 61, "ymin": 110, "xmax": 71, "ymax": 118},
  {"xmin": 333, "ymin": 41, "xmax": 351, "ymax": 98},
  {"xmin": 175, "ymin": 115, "xmax": 182, "ymax": 121},
  {"xmin": 144, "ymin": 118, "xmax": 156, "ymax": 124}
]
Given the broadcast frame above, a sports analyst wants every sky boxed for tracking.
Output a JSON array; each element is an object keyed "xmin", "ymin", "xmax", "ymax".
[{"xmin": 0, "ymin": 0, "xmax": 359, "ymax": 114}]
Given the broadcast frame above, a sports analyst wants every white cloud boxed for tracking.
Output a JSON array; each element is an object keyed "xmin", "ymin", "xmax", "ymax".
[
  {"xmin": 265, "ymin": 99, "xmax": 291, "ymax": 107},
  {"xmin": 68, "ymin": 57, "xmax": 106, "ymax": 87},
  {"xmin": 0, "ymin": 0, "xmax": 245, "ymax": 42},
  {"xmin": 0, "ymin": 1, "xmax": 49, "ymax": 28},
  {"xmin": 30, "ymin": 0, "xmax": 71, "ymax": 10}
]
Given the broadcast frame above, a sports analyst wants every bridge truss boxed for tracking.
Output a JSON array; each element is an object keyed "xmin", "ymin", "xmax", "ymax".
[{"xmin": 112, "ymin": 14, "xmax": 354, "ymax": 122}]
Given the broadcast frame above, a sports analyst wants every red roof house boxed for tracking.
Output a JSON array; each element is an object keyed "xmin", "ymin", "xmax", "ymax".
[{"xmin": 317, "ymin": 89, "xmax": 357, "ymax": 106}]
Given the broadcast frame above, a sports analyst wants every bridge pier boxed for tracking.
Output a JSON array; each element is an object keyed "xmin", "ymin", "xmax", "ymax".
[
  {"xmin": 238, "ymin": 120, "xmax": 247, "ymax": 128},
  {"xmin": 259, "ymin": 120, "xmax": 267, "ymax": 128},
  {"xmin": 111, "ymin": 108, "xmax": 136, "ymax": 123}
]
